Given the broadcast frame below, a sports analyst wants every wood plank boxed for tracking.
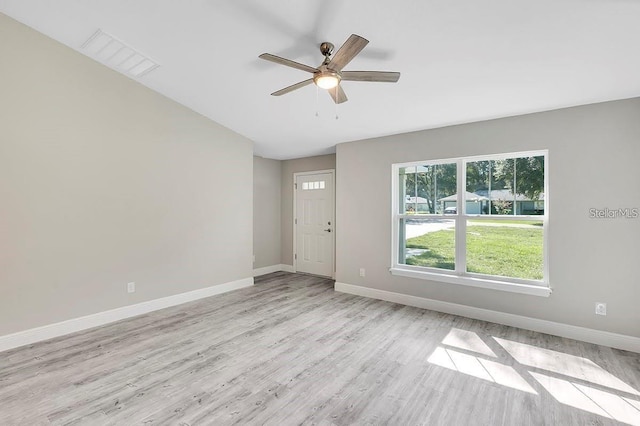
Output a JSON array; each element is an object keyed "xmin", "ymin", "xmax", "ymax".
[{"xmin": 1, "ymin": 272, "xmax": 638, "ymax": 425}]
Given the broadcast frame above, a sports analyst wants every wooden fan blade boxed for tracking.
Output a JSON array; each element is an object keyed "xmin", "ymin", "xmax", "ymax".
[
  {"xmin": 328, "ymin": 34, "xmax": 369, "ymax": 71},
  {"xmin": 271, "ymin": 79, "xmax": 314, "ymax": 96},
  {"xmin": 341, "ymin": 71, "xmax": 401, "ymax": 83},
  {"xmin": 259, "ymin": 53, "xmax": 318, "ymax": 74},
  {"xmin": 328, "ymin": 85, "xmax": 348, "ymax": 104}
]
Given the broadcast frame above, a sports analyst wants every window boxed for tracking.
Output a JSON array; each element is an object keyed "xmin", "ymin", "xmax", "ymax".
[
  {"xmin": 391, "ymin": 151, "xmax": 549, "ymax": 296},
  {"xmin": 302, "ymin": 181, "xmax": 325, "ymax": 190}
]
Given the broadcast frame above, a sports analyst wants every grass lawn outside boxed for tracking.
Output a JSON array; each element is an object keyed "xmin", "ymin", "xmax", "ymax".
[
  {"xmin": 468, "ymin": 219, "xmax": 543, "ymax": 226},
  {"xmin": 405, "ymin": 225, "xmax": 543, "ymax": 280}
]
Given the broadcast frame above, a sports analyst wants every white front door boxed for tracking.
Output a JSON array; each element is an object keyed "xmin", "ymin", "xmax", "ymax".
[{"xmin": 295, "ymin": 172, "xmax": 334, "ymax": 277}]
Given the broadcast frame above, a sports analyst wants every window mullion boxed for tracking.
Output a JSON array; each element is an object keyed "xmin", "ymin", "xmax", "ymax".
[
  {"xmin": 455, "ymin": 160, "xmax": 466, "ymax": 275},
  {"xmin": 397, "ymin": 168, "xmax": 406, "ymax": 265}
]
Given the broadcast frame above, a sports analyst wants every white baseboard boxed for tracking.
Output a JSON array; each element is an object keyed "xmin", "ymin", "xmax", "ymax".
[
  {"xmin": 0, "ymin": 277, "xmax": 254, "ymax": 353},
  {"xmin": 253, "ymin": 264, "xmax": 295, "ymax": 276},
  {"xmin": 335, "ymin": 282, "xmax": 640, "ymax": 354},
  {"xmin": 280, "ymin": 264, "xmax": 295, "ymax": 273}
]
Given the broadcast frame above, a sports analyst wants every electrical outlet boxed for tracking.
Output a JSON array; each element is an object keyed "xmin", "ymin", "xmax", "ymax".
[
  {"xmin": 359, "ymin": 268, "xmax": 365, "ymax": 277},
  {"xmin": 127, "ymin": 282, "xmax": 136, "ymax": 293},
  {"xmin": 595, "ymin": 302, "xmax": 606, "ymax": 316}
]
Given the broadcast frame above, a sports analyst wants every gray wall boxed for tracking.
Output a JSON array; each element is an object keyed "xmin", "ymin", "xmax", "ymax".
[
  {"xmin": 281, "ymin": 154, "xmax": 336, "ymax": 266},
  {"xmin": 0, "ymin": 14, "xmax": 254, "ymax": 336},
  {"xmin": 336, "ymin": 98, "xmax": 640, "ymax": 337},
  {"xmin": 253, "ymin": 156, "xmax": 281, "ymax": 269}
]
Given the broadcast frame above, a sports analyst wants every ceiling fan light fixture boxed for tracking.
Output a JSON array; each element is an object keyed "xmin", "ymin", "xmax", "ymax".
[{"xmin": 314, "ymin": 72, "xmax": 340, "ymax": 90}]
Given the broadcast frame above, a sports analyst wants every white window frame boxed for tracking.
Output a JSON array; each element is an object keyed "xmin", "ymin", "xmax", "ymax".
[{"xmin": 389, "ymin": 150, "xmax": 551, "ymax": 297}]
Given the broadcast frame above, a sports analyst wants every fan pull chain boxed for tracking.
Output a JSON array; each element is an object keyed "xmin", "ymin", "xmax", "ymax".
[{"xmin": 315, "ymin": 85, "xmax": 319, "ymax": 117}]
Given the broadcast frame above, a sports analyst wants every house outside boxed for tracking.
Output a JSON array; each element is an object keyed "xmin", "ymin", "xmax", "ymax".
[
  {"xmin": 404, "ymin": 195, "xmax": 430, "ymax": 213},
  {"xmin": 439, "ymin": 190, "xmax": 544, "ymax": 215},
  {"xmin": 438, "ymin": 192, "xmax": 489, "ymax": 214}
]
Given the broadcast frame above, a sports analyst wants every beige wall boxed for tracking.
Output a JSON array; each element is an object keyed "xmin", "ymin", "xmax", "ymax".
[
  {"xmin": 336, "ymin": 98, "xmax": 640, "ymax": 337},
  {"xmin": 281, "ymin": 154, "xmax": 336, "ymax": 266},
  {"xmin": 0, "ymin": 14, "xmax": 254, "ymax": 336},
  {"xmin": 253, "ymin": 156, "xmax": 281, "ymax": 269}
]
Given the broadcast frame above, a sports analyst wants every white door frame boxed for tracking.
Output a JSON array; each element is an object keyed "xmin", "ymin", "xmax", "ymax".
[{"xmin": 293, "ymin": 169, "xmax": 336, "ymax": 278}]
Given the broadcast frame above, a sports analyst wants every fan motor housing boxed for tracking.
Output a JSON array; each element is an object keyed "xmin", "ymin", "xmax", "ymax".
[{"xmin": 319, "ymin": 42, "xmax": 334, "ymax": 57}]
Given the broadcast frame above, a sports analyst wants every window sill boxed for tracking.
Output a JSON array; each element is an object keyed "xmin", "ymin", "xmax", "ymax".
[{"xmin": 389, "ymin": 267, "xmax": 552, "ymax": 297}]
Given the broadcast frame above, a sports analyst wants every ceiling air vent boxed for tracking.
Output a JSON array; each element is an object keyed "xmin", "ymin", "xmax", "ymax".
[{"xmin": 81, "ymin": 29, "xmax": 159, "ymax": 78}]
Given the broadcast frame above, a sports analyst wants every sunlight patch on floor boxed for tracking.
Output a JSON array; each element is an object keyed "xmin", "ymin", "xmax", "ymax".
[
  {"xmin": 626, "ymin": 398, "xmax": 640, "ymax": 412},
  {"xmin": 442, "ymin": 328, "xmax": 496, "ymax": 358},
  {"xmin": 494, "ymin": 337, "xmax": 640, "ymax": 396},
  {"xmin": 428, "ymin": 346, "xmax": 536, "ymax": 394},
  {"xmin": 428, "ymin": 328, "xmax": 640, "ymax": 423},
  {"xmin": 530, "ymin": 372, "xmax": 640, "ymax": 425}
]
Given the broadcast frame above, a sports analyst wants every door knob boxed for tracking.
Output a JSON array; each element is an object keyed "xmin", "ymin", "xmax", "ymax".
[{"xmin": 324, "ymin": 228, "xmax": 332, "ymax": 232}]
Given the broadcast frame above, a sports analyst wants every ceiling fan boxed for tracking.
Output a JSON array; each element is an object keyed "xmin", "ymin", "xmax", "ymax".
[{"xmin": 259, "ymin": 34, "xmax": 400, "ymax": 104}]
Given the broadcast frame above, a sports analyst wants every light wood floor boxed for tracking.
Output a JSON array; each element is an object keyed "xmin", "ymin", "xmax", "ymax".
[{"xmin": 1, "ymin": 272, "xmax": 639, "ymax": 425}]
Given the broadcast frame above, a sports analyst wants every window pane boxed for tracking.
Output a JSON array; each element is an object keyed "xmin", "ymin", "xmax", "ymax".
[
  {"xmin": 467, "ymin": 156, "xmax": 545, "ymax": 215},
  {"xmin": 466, "ymin": 219, "xmax": 543, "ymax": 280},
  {"xmin": 514, "ymin": 156, "xmax": 545, "ymax": 215},
  {"xmin": 400, "ymin": 163, "xmax": 456, "ymax": 214},
  {"xmin": 399, "ymin": 166, "xmax": 416, "ymax": 214},
  {"xmin": 399, "ymin": 217, "xmax": 456, "ymax": 270},
  {"xmin": 466, "ymin": 160, "xmax": 491, "ymax": 215}
]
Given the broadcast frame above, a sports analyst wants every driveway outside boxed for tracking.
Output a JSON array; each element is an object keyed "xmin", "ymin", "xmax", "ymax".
[{"xmin": 405, "ymin": 218, "xmax": 455, "ymax": 239}]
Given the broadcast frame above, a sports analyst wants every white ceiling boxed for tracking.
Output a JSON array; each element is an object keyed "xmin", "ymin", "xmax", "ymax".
[{"xmin": 2, "ymin": 0, "xmax": 640, "ymax": 159}]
